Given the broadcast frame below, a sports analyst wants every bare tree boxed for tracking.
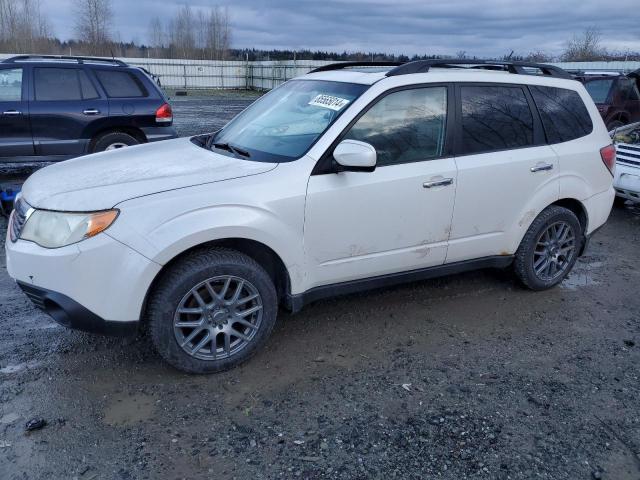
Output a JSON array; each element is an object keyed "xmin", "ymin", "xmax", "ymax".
[
  {"xmin": 525, "ymin": 50, "xmax": 553, "ymax": 63},
  {"xmin": 0, "ymin": 0, "xmax": 52, "ymax": 53},
  {"xmin": 147, "ymin": 16, "xmax": 164, "ymax": 57},
  {"xmin": 74, "ymin": 0, "xmax": 114, "ymax": 55},
  {"xmin": 562, "ymin": 27, "xmax": 606, "ymax": 61},
  {"xmin": 169, "ymin": 5, "xmax": 196, "ymax": 58}
]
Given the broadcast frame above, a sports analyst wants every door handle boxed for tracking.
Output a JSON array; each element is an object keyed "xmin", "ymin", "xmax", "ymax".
[
  {"xmin": 83, "ymin": 109, "xmax": 100, "ymax": 115},
  {"xmin": 2, "ymin": 110, "xmax": 22, "ymax": 116},
  {"xmin": 423, "ymin": 178, "xmax": 453, "ymax": 188},
  {"xmin": 530, "ymin": 163, "xmax": 554, "ymax": 172}
]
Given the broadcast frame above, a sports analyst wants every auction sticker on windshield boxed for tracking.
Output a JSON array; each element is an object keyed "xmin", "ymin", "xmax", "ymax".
[{"xmin": 309, "ymin": 94, "xmax": 351, "ymax": 111}]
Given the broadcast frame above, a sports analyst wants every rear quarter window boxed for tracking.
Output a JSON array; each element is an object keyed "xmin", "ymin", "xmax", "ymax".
[
  {"xmin": 95, "ymin": 70, "xmax": 147, "ymax": 98},
  {"xmin": 530, "ymin": 86, "xmax": 593, "ymax": 143}
]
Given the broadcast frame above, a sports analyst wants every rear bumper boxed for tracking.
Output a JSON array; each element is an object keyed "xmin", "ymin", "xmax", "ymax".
[
  {"xmin": 18, "ymin": 282, "xmax": 138, "ymax": 336},
  {"xmin": 613, "ymin": 162, "xmax": 640, "ymax": 202},
  {"xmin": 141, "ymin": 126, "xmax": 178, "ymax": 143}
]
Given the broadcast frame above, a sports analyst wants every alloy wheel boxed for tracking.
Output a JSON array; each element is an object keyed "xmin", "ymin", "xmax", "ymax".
[{"xmin": 532, "ymin": 221, "xmax": 576, "ymax": 281}]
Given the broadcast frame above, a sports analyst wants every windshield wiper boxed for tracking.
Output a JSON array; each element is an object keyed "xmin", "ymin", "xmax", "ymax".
[{"xmin": 211, "ymin": 141, "xmax": 251, "ymax": 158}]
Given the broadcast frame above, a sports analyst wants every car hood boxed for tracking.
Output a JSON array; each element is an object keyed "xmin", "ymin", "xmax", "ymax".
[{"xmin": 21, "ymin": 137, "xmax": 278, "ymax": 211}]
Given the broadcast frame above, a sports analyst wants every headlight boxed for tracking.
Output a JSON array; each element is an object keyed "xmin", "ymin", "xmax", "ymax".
[{"xmin": 20, "ymin": 209, "xmax": 119, "ymax": 248}]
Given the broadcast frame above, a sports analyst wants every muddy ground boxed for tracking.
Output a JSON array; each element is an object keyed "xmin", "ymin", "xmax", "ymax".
[{"xmin": 1, "ymin": 92, "xmax": 639, "ymax": 479}]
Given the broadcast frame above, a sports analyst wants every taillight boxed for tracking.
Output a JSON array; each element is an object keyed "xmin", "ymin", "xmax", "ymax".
[
  {"xmin": 600, "ymin": 144, "xmax": 616, "ymax": 175},
  {"xmin": 155, "ymin": 103, "xmax": 173, "ymax": 124}
]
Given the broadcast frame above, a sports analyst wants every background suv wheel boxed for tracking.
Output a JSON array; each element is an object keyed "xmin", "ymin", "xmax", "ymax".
[
  {"xmin": 147, "ymin": 248, "xmax": 278, "ymax": 374},
  {"xmin": 92, "ymin": 131, "xmax": 140, "ymax": 153},
  {"xmin": 514, "ymin": 206, "xmax": 583, "ymax": 290}
]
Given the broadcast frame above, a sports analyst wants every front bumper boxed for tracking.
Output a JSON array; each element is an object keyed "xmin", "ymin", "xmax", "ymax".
[
  {"xmin": 6, "ymin": 228, "xmax": 162, "ymax": 330},
  {"xmin": 614, "ymin": 162, "xmax": 640, "ymax": 202},
  {"xmin": 18, "ymin": 282, "xmax": 138, "ymax": 336}
]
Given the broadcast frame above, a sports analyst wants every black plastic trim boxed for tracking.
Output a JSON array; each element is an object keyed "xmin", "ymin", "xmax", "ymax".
[
  {"xmin": 385, "ymin": 60, "xmax": 572, "ymax": 79},
  {"xmin": 17, "ymin": 282, "xmax": 138, "ymax": 336},
  {"xmin": 286, "ymin": 255, "xmax": 514, "ymax": 312},
  {"xmin": 310, "ymin": 61, "xmax": 403, "ymax": 73}
]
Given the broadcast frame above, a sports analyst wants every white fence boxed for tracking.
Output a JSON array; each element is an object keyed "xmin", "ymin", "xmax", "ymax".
[{"xmin": 1, "ymin": 55, "xmax": 639, "ymax": 91}]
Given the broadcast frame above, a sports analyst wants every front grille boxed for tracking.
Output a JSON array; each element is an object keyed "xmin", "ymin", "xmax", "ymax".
[
  {"xmin": 616, "ymin": 144, "xmax": 640, "ymax": 169},
  {"xmin": 9, "ymin": 197, "xmax": 30, "ymax": 243}
]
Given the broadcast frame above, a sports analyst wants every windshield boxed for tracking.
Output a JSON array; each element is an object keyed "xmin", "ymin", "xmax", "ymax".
[
  {"xmin": 210, "ymin": 80, "xmax": 369, "ymax": 162},
  {"xmin": 583, "ymin": 78, "xmax": 614, "ymax": 104}
]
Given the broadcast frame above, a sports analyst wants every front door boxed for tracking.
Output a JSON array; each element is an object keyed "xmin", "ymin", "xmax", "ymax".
[
  {"xmin": 0, "ymin": 66, "xmax": 34, "ymax": 158},
  {"xmin": 304, "ymin": 85, "xmax": 457, "ymax": 290}
]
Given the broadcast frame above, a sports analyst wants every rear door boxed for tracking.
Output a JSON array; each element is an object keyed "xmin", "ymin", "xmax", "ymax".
[
  {"xmin": 29, "ymin": 66, "xmax": 108, "ymax": 157},
  {"xmin": 447, "ymin": 83, "xmax": 559, "ymax": 263},
  {"xmin": 620, "ymin": 77, "xmax": 640, "ymax": 123},
  {"xmin": 0, "ymin": 66, "xmax": 34, "ymax": 158}
]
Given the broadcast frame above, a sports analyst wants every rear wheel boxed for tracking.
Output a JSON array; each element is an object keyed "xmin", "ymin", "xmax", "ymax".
[
  {"xmin": 606, "ymin": 119, "xmax": 625, "ymax": 131},
  {"xmin": 514, "ymin": 206, "xmax": 583, "ymax": 290},
  {"xmin": 92, "ymin": 131, "xmax": 139, "ymax": 153},
  {"xmin": 147, "ymin": 248, "xmax": 278, "ymax": 374}
]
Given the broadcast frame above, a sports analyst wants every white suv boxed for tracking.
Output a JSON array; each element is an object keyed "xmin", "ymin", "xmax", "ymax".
[{"xmin": 6, "ymin": 60, "xmax": 615, "ymax": 373}]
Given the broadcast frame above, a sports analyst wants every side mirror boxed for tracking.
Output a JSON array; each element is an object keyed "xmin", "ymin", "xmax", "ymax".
[{"xmin": 333, "ymin": 139, "xmax": 377, "ymax": 172}]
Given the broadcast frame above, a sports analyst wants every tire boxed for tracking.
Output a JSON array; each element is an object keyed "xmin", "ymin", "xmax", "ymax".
[
  {"xmin": 514, "ymin": 206, "xmax": 583, "ymax": 291},
  {"xmin": 92, "ymin": 131, "xmax": 139, "ymax": 153},
  {"xmin": 147, "ymin": 248, "xmax": 278, "ymax": 374}
]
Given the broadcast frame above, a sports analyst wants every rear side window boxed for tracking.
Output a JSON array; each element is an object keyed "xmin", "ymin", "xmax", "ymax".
[
  {"xmin": 583, "ymin": 79, "xmax": 613, "ymax": 104},
  {"xmin": 35, "ymin": 68, "xmax": 82, "ymax": 101},
  {"xmin": 459, "ymin": 85, "xmax": 534, "ymax": 155},
  {"xmin": 344, "ymin": 86, "xmax": 448, "ymax": 166},
  {"xmin": 79, "ymin": 70, "xmax": 99, "ymax": 99},
  {"xmin": 95, "ymin": 70, "xmax": 146, "ymax": 98},
  {"xmin": 530, "ymin": 86, "xmax": 593, "ymax": 143},
  {"xmin": 0, "ymin": 68, "xmax": 22, "ymax": 101}
]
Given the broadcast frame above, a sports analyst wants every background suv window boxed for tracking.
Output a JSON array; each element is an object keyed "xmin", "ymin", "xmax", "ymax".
[
  {"xmin": 35, "ymin": 68, "xmax": 84, "ymax": 101},
  {"xmin": 530, "ymin": 86, "xmax": 593, "ymax": 143},
  {"xmin": 459, "ymin": 85, "xmax": 534, "ymax": 155},
  {"xmin": 95, "ymin": 70, "xmax": 146, "ymax": 98},
  {"xmin": 344, "ymin": 87, "xmax": 447, "ymax": 166},
  {"xmin": 0, "ymin": 68, "xmax": 23, "ymax": 101}
]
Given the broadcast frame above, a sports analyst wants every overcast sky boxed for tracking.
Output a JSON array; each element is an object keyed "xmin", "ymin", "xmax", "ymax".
[{"xmin": 43, "ymin": 0, "xmax": 640, "ymax": 57}]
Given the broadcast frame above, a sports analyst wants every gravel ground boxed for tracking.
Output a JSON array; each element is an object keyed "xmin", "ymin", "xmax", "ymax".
[{"xmin": 0, "ymin": 202, "xmax": 639, "ymax": 479}]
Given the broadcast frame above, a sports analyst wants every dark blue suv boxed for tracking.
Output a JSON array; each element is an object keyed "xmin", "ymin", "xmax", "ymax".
[{"xmin": 0, "ymin": 55, "xmax": 177, "ymax": 162}]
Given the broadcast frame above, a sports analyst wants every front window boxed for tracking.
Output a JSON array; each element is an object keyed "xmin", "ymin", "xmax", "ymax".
[
  {"xmin": 583, "ymin": 78, "xmax": 614, "ymax": 104},
  {"xmin": 209, "ymin": 80, "xmax": 368, "ymax": 162}
]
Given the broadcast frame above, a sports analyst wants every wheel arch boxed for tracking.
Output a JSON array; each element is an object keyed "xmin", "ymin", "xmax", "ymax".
[
  {"xmin": 88, "ymin": 126, "xmax": 148, "ymax": 152},
  {"xmin": 140, "ymin": 237, "xmax": 293, "ymax": 323}
]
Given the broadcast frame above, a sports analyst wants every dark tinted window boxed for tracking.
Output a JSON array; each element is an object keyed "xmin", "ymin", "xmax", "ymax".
[
  {"xmin": 583, "ymin": 79, "xmax": 613, "ymax": 103},
  {"xmin": 619, "ymin": 78, "xmax": 640, "ymax": 102},
  {"xmin": 530, "ymin": 86, "xmax": 593, "ymax": 143},
  {"xmin": 79, "ymin": 70, "xmax": 99, "ymax": 99},
  {"xmin": 459, "ymin": 86, "xmax": 534, "ymax": 155},
  {"xmin": 34, "ymin": 68, "xmax": 82, "ymax": 101},
  {"xmin": 95, "ymin": 70, "xmax": 146, "ymax": 97},
  {"xmin": 0, "ymin": 68, "xmax": 22, "ymax": 101},
  {"xmin": 344, "ymin": 87, "xmax": 447, "ymax": 166}
]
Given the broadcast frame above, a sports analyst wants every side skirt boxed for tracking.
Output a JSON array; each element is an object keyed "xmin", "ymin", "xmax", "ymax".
[{"xmin": 285, "ymin": 255, "xmax": 514, "ymax": 313}]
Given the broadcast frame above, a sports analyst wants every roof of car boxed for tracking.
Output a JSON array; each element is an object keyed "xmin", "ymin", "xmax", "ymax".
[{"xmin": 1, "ymin": 55, "xmax": 128, "ymax": 67}]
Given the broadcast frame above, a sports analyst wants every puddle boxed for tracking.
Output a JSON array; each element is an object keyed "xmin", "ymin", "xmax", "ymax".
[
  {"xmin": 103, "ymin": 393, "xmax": 156, "ymax": 426},
  {"xmin": 562, "ymin": 261, "xmax": 603, "ymax": 290},
  {"xmin": 0, "ymin": 360, "xmax": 42, "ymax": 375}
]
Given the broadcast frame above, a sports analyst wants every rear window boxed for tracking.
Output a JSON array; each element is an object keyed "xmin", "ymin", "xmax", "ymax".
[
  {"xmin": 35, "ymin": 68, "xmax": 82, "ymax": 101},
  {"xmin": 530, "ymin": 86, "xmax": 593, "ymax": 144},
  {"xmin": 459, "ymin": 85, "xmax": 534, "ymax": 155},
  {"xmin": 583, "ymin": 79, "xmax": 613, "ymax": 104},
  {"xmin": 95, "ymin": 70, "xmax": 147, "ymax": 98}
]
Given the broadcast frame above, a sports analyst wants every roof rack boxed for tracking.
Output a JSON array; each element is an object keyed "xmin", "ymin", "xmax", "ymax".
[
  {"xmin": 309, "ymin": 59, "xmax": 572, "ymax": 79},
  {"xmin": 385, "ymin": 59, "xmax": 572, "ymax": 79},
  {"xmin": 1, "ymin": 55, "xmax": 128, "ymax": 67},
  {"xmin": 309, "ymin": 61, "xmax": 403, "ymax": 73}
]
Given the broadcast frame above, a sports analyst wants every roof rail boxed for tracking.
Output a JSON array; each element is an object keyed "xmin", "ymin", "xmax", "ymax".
[
  {"xmin": 2, "ymin": 55, "xmax": 128, "ymax": 67},
  {"xmin": 385, "ymin": 59, "xmax": 573, "ymax": 79},
  {"xmin": 309, "ymin": 61, "xmax": 403, "ymax": 73}
]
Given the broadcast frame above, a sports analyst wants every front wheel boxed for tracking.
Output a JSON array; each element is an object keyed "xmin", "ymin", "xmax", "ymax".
[
  {"xmin": 147, "ymin": 248, "xmax": 278, "ymax": 373},
  {"xmin": 514, "ymin": 206, "xmax": 583, "ymax": 290}
]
